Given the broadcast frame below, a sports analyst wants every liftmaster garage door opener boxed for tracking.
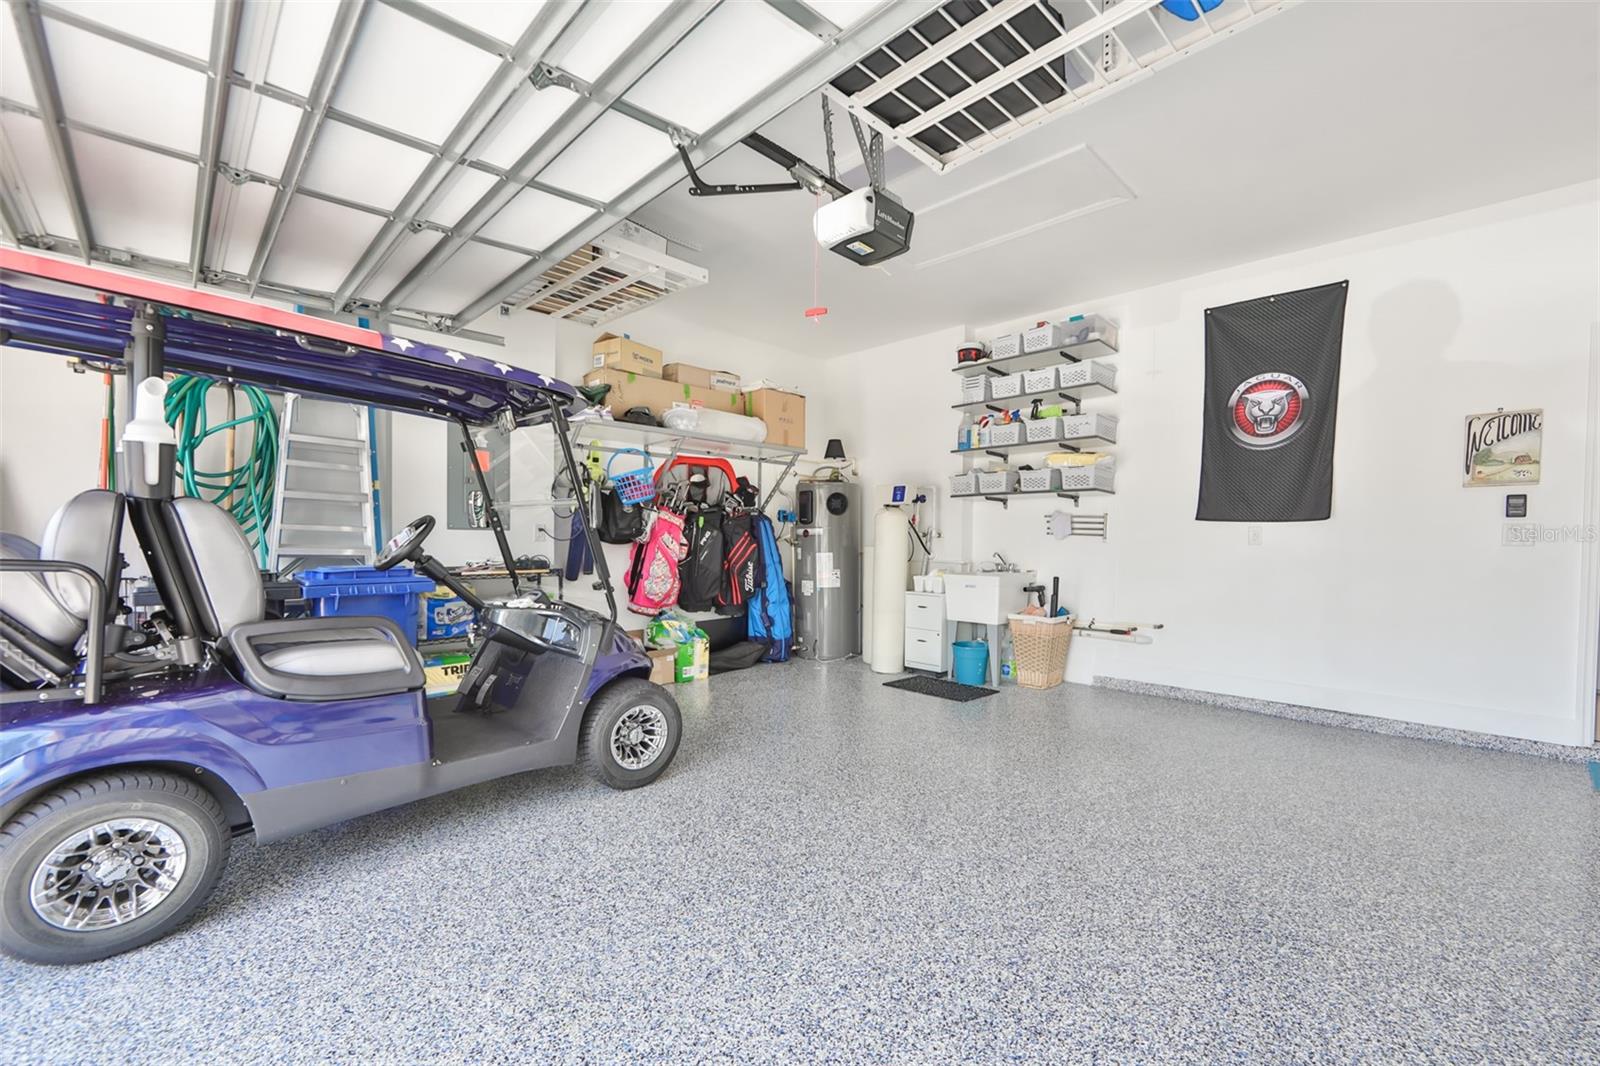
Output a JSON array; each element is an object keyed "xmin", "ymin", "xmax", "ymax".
[{"xmin": 674, "ymin": 99, "xmax": 914, "ymax": 267}]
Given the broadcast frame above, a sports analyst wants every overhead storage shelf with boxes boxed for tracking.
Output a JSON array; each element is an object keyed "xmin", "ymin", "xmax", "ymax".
[
  {"xmin": 952, "ymin": 312, "xmax": 1120, "ymax": 507},
  {"xmin": 573, "ymin": 329, "xmax": 807, "ymax": 511}
]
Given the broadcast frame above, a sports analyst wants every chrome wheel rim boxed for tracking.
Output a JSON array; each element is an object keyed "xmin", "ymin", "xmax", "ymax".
[
  {"xmin": 29, "ymin": 819, "xmax": 189, "ymax": 932},
  {"xmin": 610, "ymin": 705, "xmax": 669, "ymax": 770}
]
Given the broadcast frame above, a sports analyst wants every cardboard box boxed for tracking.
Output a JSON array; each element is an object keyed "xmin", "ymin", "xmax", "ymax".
[
  {"xmin": 741, "ymin": 388, "xmax": 806, "ymax": 449},
  {"xmin": 673, "ymin": 636, "xmax": 708, "ymax": 683},
  {"xmin": 583, "ymin": 368, "xmax": 744, "ymax": 421},
  {"xmin": 663, "ymin": 363, "xmax": 741, "ymax": 392},
  {"xmin": 422, "ymin": 653, "xmax": 471, "ymax": 698},
  {"xmin": 646, "ymin": 647, "xmax": 676, "ymax": 685},
  {"xmin": 591, "ymin": 332, "xmax": 662, "ymax": 376}
]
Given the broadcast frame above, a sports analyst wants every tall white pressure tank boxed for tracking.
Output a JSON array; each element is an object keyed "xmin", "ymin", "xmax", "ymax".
[{"xmin": 870, "ymin": 506, "xmax": 911, "ymax": 673}]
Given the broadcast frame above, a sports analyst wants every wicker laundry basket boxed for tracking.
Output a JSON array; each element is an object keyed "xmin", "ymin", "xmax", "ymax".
[{"xmin": 1007, "ymin": 614, "xmax": 1073, "ymax": 689}]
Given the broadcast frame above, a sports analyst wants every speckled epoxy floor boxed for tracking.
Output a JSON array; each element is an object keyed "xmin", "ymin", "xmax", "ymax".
[{"xmin": 4, "ymin": 661, "xmax": 1598, "ymax": 1063}]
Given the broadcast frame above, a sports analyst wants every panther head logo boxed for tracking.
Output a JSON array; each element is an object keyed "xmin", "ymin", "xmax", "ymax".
[{"xmin": 1228, "ymin": 373, "xmax": 1308, "ymax": 449}]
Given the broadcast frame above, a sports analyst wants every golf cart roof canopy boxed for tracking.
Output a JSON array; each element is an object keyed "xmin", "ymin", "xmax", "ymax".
[{"xmin": 0, "ymin": 249, "xmax": 576, "ymax": 426}]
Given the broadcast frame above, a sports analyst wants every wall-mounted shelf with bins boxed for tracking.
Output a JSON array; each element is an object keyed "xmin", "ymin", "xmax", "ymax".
[
  {"xmin": 951, "ymin": 433, "xmax": 1116, "ymax": 457},
  {"xmin": 951, "ymin": 313, "xmax": 1122, "ymax": 510},
  {"xmin": 951, "ymin": 381, "xmax": 1117, "ymax": 412},
  {"xmin": 950, "ymin": 337, "xmax": 1117, "ymax": 377},
  {"xmin": 952, "ymin": 488, "xmax": 1115, "ymax": 509}
]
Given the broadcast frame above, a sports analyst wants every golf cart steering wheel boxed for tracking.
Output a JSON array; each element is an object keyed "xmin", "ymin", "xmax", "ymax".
[{"xmin": 375, "ymin": 515, "xmax": 435, "ymax": 570}]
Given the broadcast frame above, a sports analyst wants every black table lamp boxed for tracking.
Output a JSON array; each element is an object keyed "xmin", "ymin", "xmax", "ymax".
[{"xmin": 823, "ymin": 438, "xmax": 846, "ymax": 460}]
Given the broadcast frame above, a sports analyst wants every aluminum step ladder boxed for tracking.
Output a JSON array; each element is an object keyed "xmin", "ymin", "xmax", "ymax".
[{"xmin": 266, "ymin": 394, "xmax": 377, "ymax": 574}]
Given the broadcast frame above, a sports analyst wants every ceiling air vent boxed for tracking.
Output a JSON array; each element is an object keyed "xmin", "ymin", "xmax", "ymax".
[
  {"xmin": 827, "ymin": 0, "xmax": 1291, "ymax": 172},
  {"xmin": 511, "ymin": 222, "xmax": 707, "ymax": 327}
]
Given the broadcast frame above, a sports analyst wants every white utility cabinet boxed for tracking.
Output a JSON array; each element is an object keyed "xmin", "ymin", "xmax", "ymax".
[{"xmin": 904, "ymin": 591, "xmax": 952, "ymax": 673}]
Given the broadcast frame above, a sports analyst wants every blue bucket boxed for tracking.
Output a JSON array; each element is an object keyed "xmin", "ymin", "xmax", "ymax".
[{"xmin": 952, "ymin": 640, "xmax": 989, "ymax": 686}]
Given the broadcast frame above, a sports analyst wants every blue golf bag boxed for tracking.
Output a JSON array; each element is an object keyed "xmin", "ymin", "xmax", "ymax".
[{"xmin": 746, "ymin": 513, "xmax": 793, "ymax": 662}]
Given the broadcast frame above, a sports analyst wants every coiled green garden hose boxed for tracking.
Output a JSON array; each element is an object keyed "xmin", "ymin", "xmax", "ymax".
[{"xmin": 164, "ymin": 376, "xmax": 279, "ymax": 564}]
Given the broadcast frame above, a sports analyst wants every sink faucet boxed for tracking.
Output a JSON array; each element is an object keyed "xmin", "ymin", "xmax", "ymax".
[{"xmin": 992, "ymin": 551, "xmax": 1016, "ymax": 573}]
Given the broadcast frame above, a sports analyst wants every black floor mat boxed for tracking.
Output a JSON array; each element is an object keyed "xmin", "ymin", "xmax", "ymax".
[{"xmin": 883, "ymin": 675, "xmax": 996, "ymax": 702}]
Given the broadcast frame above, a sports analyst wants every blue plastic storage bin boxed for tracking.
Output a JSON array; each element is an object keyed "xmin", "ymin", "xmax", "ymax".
[{"xmin": 294, "ymin": 566, "xmax": 436, "ymax": 645}]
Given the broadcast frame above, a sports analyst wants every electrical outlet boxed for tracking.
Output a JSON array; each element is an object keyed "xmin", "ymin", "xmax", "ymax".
[{"xmin": 1247, "ymin": 525, "xmax": 1263, "ymax": 547}]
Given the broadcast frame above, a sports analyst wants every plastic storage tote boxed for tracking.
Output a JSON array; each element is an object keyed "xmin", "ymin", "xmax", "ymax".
[
  {"xmin": 1018, "ymin": 468, "xmax": 1057, "ymax": 492},
  {"xmin": 976, "ymin": 469, "xmax": 1017, "ymax": 494},
  {"xmin": 990, "ymin": 372, "xmax": 1024, "ymax": 399},
  {"xmin": 1058, "ymin": 359, "xmax": 1118, "ymax": 392},
  {"xmin": 1059, "ymin": 313, "xmax": 1119, "ymax": 354},
  {"xmin": 295, "ymin": 565, "xmax": 436, "ymax": 645},
  {"xmin": 1025, "ymin": 416, "xmax": 1059, "ymax": 442},
  {"xmin": 988, "ymin": 333, "xmax": 1022, "ymax": 359},
  {"xmin": 988, "ymin": 422, "xmax": 1023, "ymax": 446}
]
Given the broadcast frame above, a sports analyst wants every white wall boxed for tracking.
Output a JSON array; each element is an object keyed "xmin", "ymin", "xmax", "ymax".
[
  {"xmin": 823, "ymin": 182, "xmax": 1600, "ymax": 746},
  {"xmin": 0, "ymin": 348, "xmax": 115, "ymax": 540}
]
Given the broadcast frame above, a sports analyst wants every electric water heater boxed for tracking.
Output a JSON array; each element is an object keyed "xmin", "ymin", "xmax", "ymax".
[{"xmin": 793, "ymin": 478, "xmax": 861, "ymax": 661}]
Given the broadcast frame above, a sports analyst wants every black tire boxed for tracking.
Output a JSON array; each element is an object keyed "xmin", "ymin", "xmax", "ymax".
[
  {"xmin": 579, "ymin": 678, "xmax": 683, "ymax": 790},
  {"xmin": 0, "ymin": 770, "xmax": 230, "ymax": 965}
]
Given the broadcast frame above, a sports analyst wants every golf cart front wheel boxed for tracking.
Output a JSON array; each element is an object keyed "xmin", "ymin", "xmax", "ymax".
[
  {"xmin": 580, "ymin": 678, "xmax": 682, "ymax": 789},
  {"xmin": 0, "ymin": 770, "xmax": 229, "ymax": 965}
]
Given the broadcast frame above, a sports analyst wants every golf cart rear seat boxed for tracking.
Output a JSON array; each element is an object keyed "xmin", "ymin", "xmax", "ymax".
[
  {"xmin": 0, "ymin": 491, "xmax": 125, "ymax": 687},
  {"xmin": 159, "ymin": 496, "xmax": 424, "ymax": 700}
]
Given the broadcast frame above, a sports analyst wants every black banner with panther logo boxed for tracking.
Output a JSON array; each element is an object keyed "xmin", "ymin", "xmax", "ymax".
[{"xmin": 1197, "ymin": 281, "xmax": 1348, "ymax": 522}]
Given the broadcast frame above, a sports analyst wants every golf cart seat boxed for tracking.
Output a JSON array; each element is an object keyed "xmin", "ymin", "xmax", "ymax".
[
  {"xmin": 0, "ymin": 490, "xmax": 125, "ymax": 680},
  {"xmin": 162, "ymin": 497, "xmax": 424, "ymax": 700}
]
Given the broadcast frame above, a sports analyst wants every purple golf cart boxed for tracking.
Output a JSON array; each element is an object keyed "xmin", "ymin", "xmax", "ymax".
[{"xmin": 0, "ymin": 251, "xmax": 680, "ymax": 964}]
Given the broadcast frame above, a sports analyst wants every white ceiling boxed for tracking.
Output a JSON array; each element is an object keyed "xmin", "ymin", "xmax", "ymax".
[
  {"xmin": 625, "ymin": 0, "xmax": 1600, "ymax": 356},
  {"xmin": 0, "ymin": 0, "xmax": 924, "ymax": 335}
]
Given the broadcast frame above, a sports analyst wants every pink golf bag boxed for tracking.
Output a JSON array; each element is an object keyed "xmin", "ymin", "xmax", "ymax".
[{"xmin": 625, "ymin": 503, "xmax": 686, "ymax": 615}]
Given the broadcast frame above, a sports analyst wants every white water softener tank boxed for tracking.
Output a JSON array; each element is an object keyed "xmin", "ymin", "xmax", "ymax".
[{"xmin": 793, "ymin": 478, "xmax": 862, "ymax": 660}]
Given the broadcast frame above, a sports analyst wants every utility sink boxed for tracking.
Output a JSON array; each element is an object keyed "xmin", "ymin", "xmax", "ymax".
[{"xmin": 944, "ymin": 571, "xmax": 1037, "ymax": 625}]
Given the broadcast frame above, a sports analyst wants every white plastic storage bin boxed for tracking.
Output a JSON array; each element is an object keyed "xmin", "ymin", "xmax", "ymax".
[
  {"xmin": 1057, "ymin": 359, "xmax": 1118, "ymax": 392},
  {"xmin": 988, "ymin": 333, "xmax": 1022, "ymax": 359},
  {"xmin": 1057, "ymin": 459, "xmax": 1116, "ymax": 493},
  {"xmin": 988, "ymin": 422, "xmax": 1023, "ymax": 447},
  {"xmin": 950, "ymin": 472, "xmax": 977, "ymax": 496},
  {"xmin": 1017, "ymin": 467, "xmax": 1057, "ymax": 492},
  {"xmin": 976, "ymin": 469, "xmax": 1017, "ymax": 494},
  {"xmin": 1059, "ymin": 412, "xmax": 1119, "ymax": 443},
  {"xmin": 959, "ymin": 375, "xmax": 988, "ymax": 403},
  {"xmin": 1023, "ymin": 322, "xmax": 1068, "ymax": 353},
  {"xmin": 1059, "ymin": 313, "xmax": 1119, "ymax": 354},
  {"xmin": 1025, "ymin": 416, "xmax": 1059, "ymax": 442},
  {"xmin": 1022, "ymin": 367, "xmax": 1057, "ymax": 394},
  {"xmin": 990, "ymin": 372, "xmax": 1024, "ymax": 399}
]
